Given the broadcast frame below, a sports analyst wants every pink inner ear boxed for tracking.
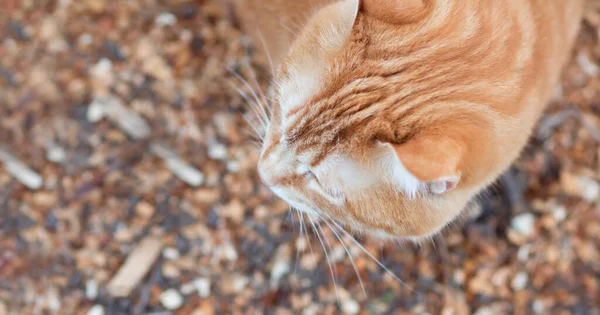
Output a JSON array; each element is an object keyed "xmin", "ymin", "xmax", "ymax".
[{"xmin": 391, "ymin": 132, "xmax": 464, "ymax": 188}]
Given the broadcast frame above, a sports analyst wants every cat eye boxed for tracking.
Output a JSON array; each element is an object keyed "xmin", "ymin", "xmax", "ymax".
[{"xmin": 303, "ymin": 170, "xmax": 316, "ymax": 180}]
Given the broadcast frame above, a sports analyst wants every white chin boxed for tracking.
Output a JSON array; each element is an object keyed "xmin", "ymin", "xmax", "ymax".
[{"xmin": 270, "ymin": 186, "xmax": 320, "ymax": 217}]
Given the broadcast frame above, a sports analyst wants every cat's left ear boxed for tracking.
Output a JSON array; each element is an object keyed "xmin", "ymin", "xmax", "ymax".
[{"xmin": 382, "ymin": 133, "xmax": 464, "ymax": 196}]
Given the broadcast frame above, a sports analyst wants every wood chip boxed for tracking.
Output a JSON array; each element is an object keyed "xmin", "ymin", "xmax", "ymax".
[{"xmin": 107, "ymin": 237, "xmax": 162, "ymax": 297}]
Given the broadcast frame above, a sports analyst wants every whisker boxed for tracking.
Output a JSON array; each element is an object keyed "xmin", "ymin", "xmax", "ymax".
[
  {"xmin": 242, "ymin": 58, "xmax": 272, "ymax": 117},
  {"xmin": 323, "ymin": 218, "xmax": 367, "ymax": 297},
  {"xmin": 230, "ymin": 81, "xmax": 268, "ymax": 132},
  {"xmin": 256, "ymin": 29, "xmax": 276, "ymax": 80},
  {"xmin": 241, "ymin": 111, "xmax": 264, "ymax": 141},
  {"xmin": 307, "ymin": 214, "xmax": 340, "ymax": 302},
  {"xmin": 294, "ymin": 209, "xmax": 302, "ymax": 274},
  {"xmin": 300, "ymin": 212, "xmax": 317, "ymax": 268},
  {"xmin": 328, "ymin": 220, "xmax": 410, "ymax": 288},
  {"xmin": 228, "ymin": 69, "xmax": 270, "ymax": 126}
]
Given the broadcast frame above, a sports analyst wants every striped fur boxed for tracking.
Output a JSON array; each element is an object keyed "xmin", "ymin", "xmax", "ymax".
[{"xmin": 234, "ymin": 0, "xmax": 584, "ymax": 238}]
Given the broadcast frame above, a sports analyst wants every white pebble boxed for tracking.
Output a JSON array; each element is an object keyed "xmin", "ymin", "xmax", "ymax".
[
  {"xmin": 87, "ymin": 305, "xmax": 105, "ymax": 315},
  {"xmin": 532, "ymin": 300, "xmax": 545, "ymax": 313},
  {"xmin": 87, "ymin": 98, "xmax": 106, "ymax": 122},
  {"xmin": 517, "ymin": 244, "xmax": 530, "ymax": 262},
  {"xmin": 474, "ymin": 307, "xmax": 499, "ymax": 315},
  {"xmin": 85, "ymin": 279, "xmax": 99, "ymax": 300},
  {"xmin": 0, "ymin": 150, "xmax": 44, "ymax": 190},
  {"xmin": 78, "ymin": 33, "xmax": 93, "ymax": 46},
  {"xmin": 232, "ymin": 276, "xmax": 249, "ymax": 293},
  {"xmin": 162, "ymin": 247, "xmax": 180, "ymax": 260},
  {"xmin": 578, "ymin": 177, "xmax": 599, "ymax": 202},
  {"xmin": 270, "ymin": 260, "xmax": 291, "ymax": 285},
  {"xmin": 165, "ymin": 158, "xmax": 205, "ymax": 187},
  {"xmin": 155, "ymin": 12, "xmax": 177, "ymax": 26},
  {"xmin": 91, "ymin": 58, "xmax": 113, "ymax": 82},
  {"xmin": 341, "ymin": 298, "xmax": 360, "ymax": 315},
  {"xmin": 552, "ymin": 206, "xmax": 567, "ymax": 222},
  {"xmin": 47, "ymin": 146, "xmax": 66, "ymax": 163},
  {"xmin": 511, "ymin": 213, "xmax": 535, "ymax": 236},
  {"xmin": 192, "ymin": 278, "xmax": 211, "ymax": 298},
  {"xmin": 208, "ymin": 143, "xmax": 228, "ymax": 160},
  {"xmin": 511, "ymin": 272, "xmax": 528, "ymax": 291},
  {"xmin": 576, "ymin": 52, "xmax": 600, "ymax": 77},
  {"xmin": 159, "ymin": 289, "xmax": 184, "ymax": 310}
]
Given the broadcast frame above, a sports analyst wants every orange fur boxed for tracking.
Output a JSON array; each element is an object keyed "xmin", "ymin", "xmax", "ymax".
[{"xmin": 231, "ymin": 0, "xmax": 584, "ymax": 238}]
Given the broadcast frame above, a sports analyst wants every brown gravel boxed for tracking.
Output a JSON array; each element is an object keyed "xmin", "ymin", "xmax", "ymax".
[{"xmin": 1, "ymin": 1, "xmax": 600, "ymax": 314}]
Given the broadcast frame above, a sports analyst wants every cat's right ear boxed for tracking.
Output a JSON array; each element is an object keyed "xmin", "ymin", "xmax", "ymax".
[{"xmin": 361, "ymin": 0, "xmax": 426, "ymax": 24}]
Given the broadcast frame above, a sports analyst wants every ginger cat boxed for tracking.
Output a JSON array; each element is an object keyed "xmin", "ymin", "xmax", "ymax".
[{"xmin": 230, "ymin": 0, "xmax": 584, "ymax": 239}]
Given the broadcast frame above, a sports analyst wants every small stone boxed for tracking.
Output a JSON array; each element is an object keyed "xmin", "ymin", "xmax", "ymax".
[
  {"xmin": 511, "ymin": 272, "xmax": 528, "ymax": 290},
  {"xmin": 162, "ymin": 263, "xmax": 181, "ymax": 279},
  {"xmin": 561, "ymin": 171, "xmax": 600, "ymax": 202},
  {"xmin": 192, "ymin": 278, "xmax": 211, "ymax": 298},
  {"xmin": 90, "ymin": 58, "xmax": 114, "ymax": 86},
  {"xmin": 208, "ymin": 143, "xmax": 228, "ymax": 160},
  {"xmin": 576, "ymin": 52, "xmax": 600, "ymax": 77},
  {"xmin": 78, "ymin": 34, "xmax": 93, "ymax": 46},
  {"xmin": 47, "ymin": 146, "xmax": 66, "ymax": 163},
  {"xmin": 155, "ymin": 12, "xmax": 177, "ymax": 26},
  {"xmin": 341, "ymin": 298, "xmax": 360, "ymax": 315},
  {"xmin": 86, "ymin": 279, "xmax": 99, "ymax": 300},
  {"xmin": 136, "ymin": 201, "xmax": 155, "ymax": 219},
  {"xmin": 532, "ymin": 300, "xmax": 545, "ymax": 314},
  {"xmin": 87, "ymin": 98, "xmax": 106, "ymax": 122},
  {"xmin": 511, "ymin": 213, "xmax": 535, "ymax": 236},
  {"xmin": 270, "ymin": 260, "xmax": 291, "ymax": 286},
  {"xmin": 552, "ymin": 206, "xmax": 567, "ymax": 222},
  {"xmin": 162, "ymin": 247, "xmax": 180, "ymax": 260},
  {"xmin": 87, "ymin": 305, "xmax": 105, "ymax": 315},
  {"xmin": 159, "ymin": 289, "xmax": 184, "ymax": 310},
  {"xmin": 473, "ymin": 307, "xmax": 499, "ymax": 315}
]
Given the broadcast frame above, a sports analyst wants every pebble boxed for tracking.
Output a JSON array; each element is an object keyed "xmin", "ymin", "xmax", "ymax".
[
  {"xmin": 155, "ymin": 12, "xmax": 177, "ymax": 26},
  {"xmin": 511, "ymin": 272, "xmax": 528, "ymax": 290},
  {"xmin": 552, "ymin": 206, "xmax": 567, "ymax": 222},
  {"xmin": 0, "ymin": 150, "xmax": 44, "ymax": 190},
  {"xmin": 163, "ymin": 247, "xmax": 180, "ymax": 260},
  {"xmin": 576, "ymin": 52, "xmax": 600, "ymax": 77},
  {"xmin": 193, "ymin": 277, "xmax": 211, "ymax": 298},
  {"xmin": 85, "ymin": 279, "xmax": 99, "ymax": 300},
  {"xmin": 90, "ymin": 58, "xmax": 114, "ymax": 86},
  {"xmin": 78, "ymin": 33, "xmax": 93, "ymax": 46},
  {"xmin": 341, "ymin": 298, "xmax": 360, "ymax": 315},
  {"xmin": 473, "ymin": 307, "xmax": 499, "ymax": 315},
  {"xmin": 511, "ymin": 213, "xmax": 535, "ymax": 236},
  {"xmin": 208, "ymin": 143, "xmax": 228, "ymax": 160},
  {"xmin": 87, "ymin": 98, "xmax": 106, "ymax": 122},
  {"xmin": 159, "ymin": 289, "xmax": 184, "ymax": 310},
  {"xmin": 46, "ymin": 146, "xmax": 66, "ymax": 163},
  {"xmin": 270, "ymin": 260, "xmax": 291, "ymax": 285},
  {"xmin": 87, "ymin": 305, "xmax": 105, "ymax": 315}
]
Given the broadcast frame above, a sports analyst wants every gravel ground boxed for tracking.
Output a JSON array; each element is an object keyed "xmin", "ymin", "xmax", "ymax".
[{"xmin": 1, "ymin": 1, "xmax": 599, "ymax": 314}]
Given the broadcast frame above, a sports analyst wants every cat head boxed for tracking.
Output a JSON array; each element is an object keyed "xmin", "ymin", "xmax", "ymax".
[{"xmin": 258, "ymin": 0, "xmax": 494, "ymax": 239}]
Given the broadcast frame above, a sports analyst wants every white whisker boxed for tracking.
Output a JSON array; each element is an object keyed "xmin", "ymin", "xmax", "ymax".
[
  {"xmin": 323, "ymin": 218, "xmax": 367, "ymax": 297},
  {"xmin": 228, "ymin": 69, "xmax": 270, "ymax": 127},
  {"xmin": 329, "ymin": 220, "xmax": 409, "ymax": 288},
  {"xmin": 295, "ymin": 209, "xmax": 304, "ymax": 274},
  {"xmin": 307, "ymin": 214, "xmax": 340, "ymax": 302},
  {"xmin": 230, "ymin": 81, "xmax": 268, "ymax": 132}
]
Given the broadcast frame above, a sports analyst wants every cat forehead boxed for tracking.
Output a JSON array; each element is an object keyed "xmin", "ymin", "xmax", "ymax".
[{"xmin": 277, "ymin": 64, "xmax": 324, "ymax": 123}]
